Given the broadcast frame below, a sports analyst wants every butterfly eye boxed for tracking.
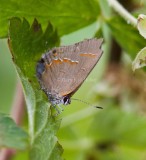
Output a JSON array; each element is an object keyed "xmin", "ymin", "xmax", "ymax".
[{"xmin": 63, "ymin": 96, "xmax": 71, "ymax": 105}]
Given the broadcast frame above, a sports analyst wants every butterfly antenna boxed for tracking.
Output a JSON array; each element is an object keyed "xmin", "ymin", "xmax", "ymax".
[{"xmin": 71, "ymin": 98, "xmax": 103, "ymax": 109}]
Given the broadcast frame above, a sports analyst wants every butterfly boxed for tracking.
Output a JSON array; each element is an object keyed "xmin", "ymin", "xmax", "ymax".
[{"xmin": 36, "ymin": 38, "xmax": 103, "ymax": 109}]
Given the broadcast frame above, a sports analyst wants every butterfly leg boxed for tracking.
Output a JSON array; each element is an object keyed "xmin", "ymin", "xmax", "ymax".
[
  {"xmin": 58, "ymin": 104, "xmax": 64, "ymax": 112},
  {"xmin": 51, "ymin": 104, "xmax": 64, "ymax": 116}
]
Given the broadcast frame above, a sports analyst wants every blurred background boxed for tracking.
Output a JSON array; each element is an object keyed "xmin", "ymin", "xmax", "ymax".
[{"xmin": 1, "ymin": 0, "xmax": 146, "ymax": 160}]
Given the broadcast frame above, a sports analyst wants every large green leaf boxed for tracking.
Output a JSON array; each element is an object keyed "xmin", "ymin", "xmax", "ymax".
[
  {"xmin": 0, "ymin": 0, "xmax": 100, "ymax": 38},
  {"xmin": 87, "ymin": 107, "xmax": 146, "ymax": 159},
  {"xmin": 107, "ymin": 16, "xmax": 146, "ymax": 58},
  {"xmin": 89, "ymin": 107, "xmax": 146, "ymax": 148},
  {"xmin": 8, "ymin": 17, "xmax": 63, "ymax": 160},
  {"xmin": 0, "ymin": 113, "xmax": 28, "ymax": 149}
]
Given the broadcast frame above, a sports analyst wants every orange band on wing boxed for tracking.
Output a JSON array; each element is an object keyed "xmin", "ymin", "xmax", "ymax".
[
  {"xmin": 46, "ymin": 58, "xmax": 78, "ymax": 67},
  {"xmin": 63, "ymin": 58, "xmax": 78, "ymax": 64},
  {"xmin": 80, "ymin": 53, "xmax": 96, "ymax": 57},
  {"xmin": 53, "ymin": 59, "xmax": 63, "ymax": 63}
]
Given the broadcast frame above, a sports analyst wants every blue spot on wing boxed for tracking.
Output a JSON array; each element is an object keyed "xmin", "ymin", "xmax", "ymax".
[{"xmin": 36, "ymin": 59, "xmax": 45, "ymax": 79}]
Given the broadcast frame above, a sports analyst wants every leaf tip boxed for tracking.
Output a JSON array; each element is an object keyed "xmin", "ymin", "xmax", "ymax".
[{"xmin": 31, "ymin": 18, "xmax": 42, "ymax": 33}]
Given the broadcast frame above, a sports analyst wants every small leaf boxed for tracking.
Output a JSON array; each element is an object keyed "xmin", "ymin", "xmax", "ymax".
[
  {"xmin": 0, "ymin": 113, "xmax": 28, "ymax": 149},
  {"xmin": 107, "ymin": 16, "xmax": 146, "ymax": 58},
  {"xmin": 132, "ymin": 47, "xmax": 146, "ymax": 71},
  {"xmin": 94, "ymin": 27, "xmax": 103, "ymax": 38},
  {"xmin": 8, "ymin": 18, "xmax": 63, "ymax": 159},
  {"xmin": 137, "ymin": 14, "xmax": 146, "ymax": 39}
]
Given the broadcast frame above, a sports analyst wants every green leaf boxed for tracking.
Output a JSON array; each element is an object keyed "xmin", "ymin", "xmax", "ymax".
[
  {"xmin": 0, "ymin": 0, "xmax": 101, "ymax": 38},
  {"xmin": 132, "ymin": 47, "xmax": 146, "ymax": 71},
  {"xmin": 8, "ymin": 17, "xmax": 63, "ymax": 160},
  {"xmin": 89, "ymin": 107, "xmax": 146, "ymax": 149},
  {"xmin": 107, "ymin": 16, "xmax": 146, "ymax": 58},
  {"xmin": 0, "ymin": 113, "xmax": 28, "ymax": 149},
  {"xmin": 30, "ymin": 115, "xmax": 63, "ymax": 160},
  {"xmin": 94, "ymin": 27, "xmax": 103, "ymax": 38}
]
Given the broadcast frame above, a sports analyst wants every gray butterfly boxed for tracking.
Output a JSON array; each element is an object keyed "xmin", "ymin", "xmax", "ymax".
[{"xmin": 36, "ymin": 38, "xmax": 103, "ymax": 108}]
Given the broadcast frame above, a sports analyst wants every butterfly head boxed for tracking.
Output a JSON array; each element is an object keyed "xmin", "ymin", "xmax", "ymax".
[{"xmin": 47, "ymin": 92, "xmax": 71, "ymax": 106}]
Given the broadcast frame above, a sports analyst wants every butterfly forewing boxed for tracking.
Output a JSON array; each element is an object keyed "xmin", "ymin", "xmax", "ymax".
[{"xmin": 38, "ymin": 38, "xmax": 103, "ymax": 98}]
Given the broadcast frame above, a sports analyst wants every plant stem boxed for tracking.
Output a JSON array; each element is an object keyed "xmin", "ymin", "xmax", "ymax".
[
  {"xmin": 61, "ymin": 107, "xmax": 98, "ymax": 128},
  {"xmin": 11, "ymin": 82, "xmax": 25, "ymax": 125},
  {"xmin": 0, "ymin": 149, "xmax": 15, "ymax": 160},
  {"xmin": 60, "ymin": 138, "xmax": 93, "ymax": 151},
  {"xmin": 0, "ymin": 81, "xmax": 25, "ymax": 160},
  {"xmin": 107, "ymin": 0, "xmax": 137, "ymax": 27}
]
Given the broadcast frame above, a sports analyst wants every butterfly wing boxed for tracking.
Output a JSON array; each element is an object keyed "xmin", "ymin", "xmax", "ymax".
[{"xmin": 37, "ymin": 38, "xmax": 103, "ymax": 98}]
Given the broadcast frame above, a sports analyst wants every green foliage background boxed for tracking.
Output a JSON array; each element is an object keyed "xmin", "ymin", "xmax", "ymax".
[{"xmin": 1, "ymin": 0, "xmax": 146, "ymax": 160}]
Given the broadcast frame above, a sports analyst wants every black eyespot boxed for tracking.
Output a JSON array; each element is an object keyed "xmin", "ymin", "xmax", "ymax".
[
  {"xmin": 52, "ymin": 49, "xmax": 56, "ymax": 54},
  {"xmin": 40, "ymin": 58, "xmax": 45, "ymax": 63}
]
